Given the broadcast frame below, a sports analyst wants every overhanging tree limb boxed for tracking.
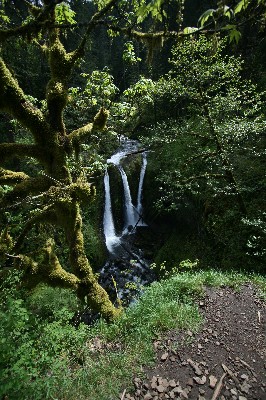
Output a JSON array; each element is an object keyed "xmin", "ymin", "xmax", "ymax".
[
  {"xmin": 0, "ymin": 143, "xmax": 47, "ymax": 165},
  {"xmin": 13, "ymin": 207, "xmax": 58, "ymax": 253},
  {"xmin": 0, "ymin": 168, "xmax": 29, "ymax": 185},
  {"xmin": 1, "ymin": 176, "xmax": 52, "ymax": 208},
  {"xmin": 68, "ymin": 107, "xmax": 109, "ymax": 147},
  {"xmin": 0, "ymin": 0, "xmax": 64, "ymax": 43},
  {"xmin": 72, "ymin": 0, "xmax": 119, "ymax": 59},
  {"xmin": 0, "ymin": 58, "xmax": 50, "ymax": 145}
]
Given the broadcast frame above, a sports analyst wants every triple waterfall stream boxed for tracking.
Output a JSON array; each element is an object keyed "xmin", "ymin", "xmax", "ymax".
[{"xmin": 99, "ymin": 139, "xmax": 154, "ymax": 305}]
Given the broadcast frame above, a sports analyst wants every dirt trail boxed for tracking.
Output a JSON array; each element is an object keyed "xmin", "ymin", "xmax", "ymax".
[{"xmin": 121, "ymin": 284, "xmax": 266, "ymax": 400}]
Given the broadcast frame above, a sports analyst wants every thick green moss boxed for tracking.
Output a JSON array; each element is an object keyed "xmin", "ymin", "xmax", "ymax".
[
  {"xmin": 0, "ymin": 25, "xmax": 120, "ymax": 321},
  {"xmin": 0, "ymin": 227, "xmax": 13, "ymax": 261},
  {"xmin": 0, "ymin": 168, "xmax": 29, "ymax": 185},
  {"xmin": 0, "ymin": 58, "xmax": 48, "ymax": 143},
  {"xmin": 93, "ymin": 107, "xmax": 109, "ymax": 130},
  {"xmin": 3, "ymin": 176, "xmax": 51, "ymax": 206}
]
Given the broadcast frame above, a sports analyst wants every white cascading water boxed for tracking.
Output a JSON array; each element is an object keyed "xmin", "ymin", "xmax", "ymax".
[
  {"xmin": 103, "ymin": 139, "xmax": 147, "ymax": 253},
  {"xmin": 103, "ymin": 171, "xmax": 121, "ymax": 253},
  {"xmin": 118, "ymin": 165, "xmax": 139, "ymax": 233},
  {"xmin": 137, "ymin": 152, "xmax": 147, "ymax": 218},
  {"xmin": 100, "ymin": 140, "xmax": 155, "ymax": 305}
]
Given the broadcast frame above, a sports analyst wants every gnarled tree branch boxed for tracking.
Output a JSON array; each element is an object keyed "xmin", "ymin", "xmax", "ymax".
[
  {"xmin": 1, "ymin": 176, "xmax": 52, "ymax": 208},
  {"xmin": 0, "ymin": 58, "xmax": 50, "ymax": 145},
  {"xmin": 0, "ymin": 168, "xmax": 29, "ymax": 185},
  {"xmin": 0, "ymin": 0, "xmax": 64, "ymax": 43},
  {"xmin": 13, "ymin": 207, "xmax": 58, "ymax": 253},
  {"xmin": 0, "ymin": 143, "xmax": 48, "ymax": 166}
]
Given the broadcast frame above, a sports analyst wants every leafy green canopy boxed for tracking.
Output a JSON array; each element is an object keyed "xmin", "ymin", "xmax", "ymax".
[{"xmin": 134, "ymin": 37, "xmax": 265, "ymax": 268}]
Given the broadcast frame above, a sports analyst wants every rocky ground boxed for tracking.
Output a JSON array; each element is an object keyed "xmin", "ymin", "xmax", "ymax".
[{"xmin": 120, "ymin": 284, "xmax": 266, "ymax": 400}]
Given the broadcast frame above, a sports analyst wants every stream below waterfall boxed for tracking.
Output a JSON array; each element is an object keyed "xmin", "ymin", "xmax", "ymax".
[{"xmin": 99, "ymin": 138, "xmax": 155, "ymax": 306}]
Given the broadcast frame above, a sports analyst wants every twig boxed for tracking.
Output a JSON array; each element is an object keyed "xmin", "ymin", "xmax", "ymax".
[
  {"xmin": 258, "ymin": 310, "xmax": 261, "ymax": 323},
  {"xmin": 5, "ymin": 253, "xmax": 20, "ymax": 259},
  {"xmin": 211, "ymin": 372, "xmax": 227, "ymax": 400},
  {"xmin": 222, "ymin": 364, "xmax": 239, "ymax": 384},
  {"xmin": 120, "ymin": 389, "xmax": 126, "ymax": 400},
  {"xmin": 238, "ymin": 358, "xmax": 255, "ymax": 373}
]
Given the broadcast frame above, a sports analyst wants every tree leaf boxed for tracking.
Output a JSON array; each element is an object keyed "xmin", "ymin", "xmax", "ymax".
[
  {"xmin": 234, "ymin": 0, "xmax": 251, "ymax": 14},
  {"xmin": 224, "ymin": 5, "xmax": 234, "ymax": 19},
  {"xmin": 229, "ymin": 28, "xmax": 242, "ymax": 43},
  {"xmin": 198, "ymin": 9, "xmax": 216, "ymax": 27}
]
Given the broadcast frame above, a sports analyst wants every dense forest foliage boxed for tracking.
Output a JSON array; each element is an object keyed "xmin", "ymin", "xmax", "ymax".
[{"xmin": 0, "ymin": 0, "xmax": 265, "ymax": 398}]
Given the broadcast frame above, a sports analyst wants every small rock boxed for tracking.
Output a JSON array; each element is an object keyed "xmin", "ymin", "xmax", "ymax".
[
  {"xmin": 215, "ymin": 341, "xmax": 220, "ymax": 346},
  {"xmin": 161, "ymin": 352, "xmax": 169, "ymax": 361},
  {"xmin": 143, "ymin": 394, "xmax": 152, "ymax": 400},
  {"xmin": 172, "ymin": 386, "xmax": 183, "ymax": 394},
  {"xmin": 187, "ymin": 378, "xmax": 194, "ymax": 387},
  {"xmin": 134, "ymin": 378, "xmax": 141, "ymax": 388},
  {"xmin": 198, "ymin": 343, "xmax": 203, "ymax": 349},
  {"xmin": 157, "ymin": 385, "xmax": 165, "ymax": 393},
  {"xmin": 199, "ymin": 388, "xmax": 205, "ymax": 394},
  {"xmin": 169, "ymin": 379, "xmax": 177, "ymax": 388},
  {"xmin": 209, "ymin": 375, "xmax": 218, "ymax": 389},
  {"xmin": 188, "ymin": 359, "xmax": 203, "ymax": 376},
  {"xmin": 153, "ymin": 340, "xmax": 161, "ymax": 349},
  {"xmin": 240, "ymin": 374, "xmax": 249, "ymax": 380},
  {"xmin": 143, "ymin": 382, "xmax": 150, "ymax": 390},
  {"xmin": 187, "ymin": 330, "xmax": 193, "ymax": 336},
  {"xmin": 239, "ymin": 396, "xmax": 247, "ymax": 400},
  {"xmin": 198, "ymin": 396, "xmax": 206, "ymax": 400},
  {"xmin": 193, "ymin": 376, "xmax": 207, "ymax": 385},
  {"xmin": 180, "ymin": 391, "xmax": 188, "ymax": 399},
  {"xmin": 161, "ymin": 379, "xmax": 169, "ymax": 388},
  {"xmin": 170, "ymin": 356, "xmax": 176, "ymax": 362},
  {"xmin": 200, "ymin": 361, "xmax": 207, "ymax": 366},
  {"xmin": 240, "ymin": 382, "xmax": 251, "ymax": 394},
  {"xmin": 231, "ymin": 388, "xmax": 238, "ymax": 395}
]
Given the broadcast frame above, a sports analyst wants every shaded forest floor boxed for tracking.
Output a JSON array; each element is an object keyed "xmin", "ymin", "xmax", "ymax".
[{"xmin": 122, "ymin": 284, "xmax": 266, "ymax": 400}]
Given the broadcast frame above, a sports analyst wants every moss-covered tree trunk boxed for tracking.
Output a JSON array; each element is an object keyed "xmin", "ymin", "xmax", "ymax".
[{"xmin": 0, "ymin": 0, "xmax": 121, "ymax": 320}]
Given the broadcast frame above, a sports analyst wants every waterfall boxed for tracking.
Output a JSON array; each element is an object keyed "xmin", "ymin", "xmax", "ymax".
[
  {"xmin": 100, "ymin": 139, "xmax": 155, "ymax": 306},
  {"xmin": 103, "ymin": 170, "xmax": 121, "ymax": 253},
  {"xmin": 137, "ymin": 152, "xmax": 147, "ymax": 216},
  {"xmin": 118, "ymin": 165, "xmax": 139, "ymax": 233},
  {"xmin": 103, "ymin": 139, "xmax": 147, "ymax": 253}
]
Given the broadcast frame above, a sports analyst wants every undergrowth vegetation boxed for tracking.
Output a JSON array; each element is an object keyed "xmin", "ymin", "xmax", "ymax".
[{"xmin": 1, "ymin": 268, "xmax": 265, "ymax": 400}]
